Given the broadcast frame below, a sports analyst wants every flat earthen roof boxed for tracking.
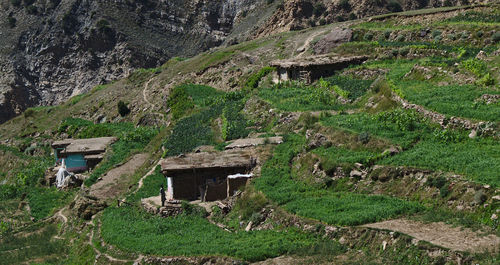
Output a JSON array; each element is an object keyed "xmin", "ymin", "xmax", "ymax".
[
  {"xmin": 52, "ymin": 137, "xmax": 117, "ymax": 155},
  {"xmin": 225, "ymin": 136, "xmax": 283, "ymax": 150},
  {"xmin": 270, "ymin": 54, "xmax": 368, "ymax": 68},
  {"xmin": 161, "ymin": 150, "xmax": 255, "ymax": 174}
]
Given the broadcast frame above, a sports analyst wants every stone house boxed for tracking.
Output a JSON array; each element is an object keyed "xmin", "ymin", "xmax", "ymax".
[
  {"xmin": 270, "ymin": 54, "xmax": 368, "ymax": 84},
  {"xmin": 51, "ymin": 137, "xmax": 117, "ymax": 172},
  {"xmin": 160, "ymin": 150, "xmax": 256, "ymax": 202}
]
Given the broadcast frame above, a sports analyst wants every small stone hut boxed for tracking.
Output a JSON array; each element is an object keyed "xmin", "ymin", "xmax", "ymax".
[
  {"xmin": 270, "ymin": 55, "xmax": 368, "ymax": 84},
  {"xmin": 52, "ymin": 137, "xmax": 117, "ymax": 172},
  {"xmin": 160, "ymin": 150, "xmax": 256, "ymax": 202}
]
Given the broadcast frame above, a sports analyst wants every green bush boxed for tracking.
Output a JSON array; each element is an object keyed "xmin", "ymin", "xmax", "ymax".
[
  {"xmin": 7, "ymin": 16, "xmax": 16, "ymax": 28},
  {"xmin": 10, "ymin": 0, "xmax": 21, "ymax": 7},
  {"xmin": 313, "ymin": 3, "xmax": 326, "ymax": 16},
  {"xmin": 117, "ymin": 100, "xmax": 131, "ymax": 117},
  {"xmin": 461, "ymin": 58, "xmax": 487, "ymax": 77},
  {"xmin": 363, "ymin": 32, "xmax": 374, "ymax": 41},
  {"xmin": 166, "ymin": 85, "xmax": 195, "ymax": 120},
  {"xmin": 387, "ymin": 0, "xmax": 402, "ymax": 12},
  {"xmin": 245, "ymin": 67, "xmax": 275, "ymax": 88},
  {"xmin": 339, "ymin": 0, "xmax": 350, "ymax": 10},
  {"xmin": 492, "ymin": 32, "xmax": 500, "ymax": 43}
]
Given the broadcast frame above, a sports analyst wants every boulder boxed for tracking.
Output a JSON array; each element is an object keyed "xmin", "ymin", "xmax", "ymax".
[
  {"xmin": 313, "ymin": 28, "xmax": 352, "ymax": 54},
  {"xmin": 70, "ymin": 192, "xmax": 107, "ymax": 220},
  {"xmin": 307, "ymin": 133, "xmax": 331, "ymax": 149}
]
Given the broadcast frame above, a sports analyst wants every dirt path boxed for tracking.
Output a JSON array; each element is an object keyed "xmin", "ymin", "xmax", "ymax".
[
  {"xmin": 363, "ymin": 219, "xmax": 500, "ymax": 253},
  {"xmin": 90, "ymin": 154, "xmax": 149, "ymax": 200},
  {"xmin": 89, "ymin": 217, "xmax": 133, "ymax": 264},
  {"xmin": 136, "ymin": 161, "xmax": 160, "ymax": 192},
  {"xmin": 295, "ymin": 29, "xmax": 327, "ymax": 57}
]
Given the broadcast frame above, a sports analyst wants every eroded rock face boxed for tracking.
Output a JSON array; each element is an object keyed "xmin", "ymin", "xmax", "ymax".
[
  {"xmin": 70, "ymin": 192, "xmax": 107, "ymax": 220},
  {"xmin": 0, "ymin": 0, "xmax": 268, "ymax": 123}
]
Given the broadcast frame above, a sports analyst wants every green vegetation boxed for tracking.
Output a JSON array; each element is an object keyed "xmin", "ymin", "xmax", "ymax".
[
  {"xmin": 245, "ymin": 67, "xmax": 275, "ymax": 88},
  {"xmin": 117, "ymin": 100, "xmax": 131, "ymax": 117},
  {"xmin": 325, "ymin": 75, "xmax": 374, "ymax": 100},
  {"xmin": 0, "ymin": 225, "xmax": 67, "ymax": 265},
  {"xmin": 127, "ymin": 165, "xmax": 165, "ymax": 202},
  {"xmin": 254, "ymin": 134, "xmax": 422, "ymax": 226},
  {"xmin": 321, "ymin": 111, "xmax": 500, "ymax": 186},
  {"xmin": 27, "ymin": 187, "xmax": 74, "ymax": 221},
  {"xmin": 101, "ymin": 206, "xmax": 345, "ymax": 262},
  {"xmin": 259, "ymin": 82, "xmax": 345, "ymax": 111},
  {"xmin": 164, "ymin": 85, "xmax": 248, "ymax": 156}
]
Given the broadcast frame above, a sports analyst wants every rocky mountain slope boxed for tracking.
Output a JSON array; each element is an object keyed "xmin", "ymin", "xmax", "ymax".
[
  {"xmin": 0, "ymin": 0, "xmax": 485, "ymax": 124},
  {"xmin": 0, "ymin": 0, "xmax": 274, "ymax": 123}
]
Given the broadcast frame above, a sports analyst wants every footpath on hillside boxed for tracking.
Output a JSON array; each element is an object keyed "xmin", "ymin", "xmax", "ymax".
[{"xmin": 363, "ymin": 218, "xmax": 499, "ymax": 253}]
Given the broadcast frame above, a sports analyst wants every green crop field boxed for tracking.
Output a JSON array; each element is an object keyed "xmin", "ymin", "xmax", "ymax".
[
  {"xmin": 254, "ymin": 134, "xmax": 422, "ymax": 226},
  {"xmin": 101, "ymin": 206, "xmax": 344, "ymax": 262}
]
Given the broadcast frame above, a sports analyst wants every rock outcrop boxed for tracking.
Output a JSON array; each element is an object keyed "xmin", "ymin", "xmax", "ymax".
[{"xmin": 0, "ymin": 0, "xmax": 272, "ymax": 123}]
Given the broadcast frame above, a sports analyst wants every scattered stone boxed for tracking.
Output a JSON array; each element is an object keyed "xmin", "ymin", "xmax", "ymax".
[
  {"xmin": 492, "ymin": 195, "xmax": 500, "ymax": 201},
  {"xmin": 491, "ymin": 214, "xmax": 498, "ymax": 221},
  {"xmin": 468, "ymin": 129, "xmax": 477, "ymax": 139},
  {"xmin": 350, "ymin": 170, "xmax": 364, "ymax": 179},
  {"xmin": 382, "ymin": 146, "xmax": 400, "ymax": 156},
  {"xmin": 475, "ymin": 50, "xmax": 487, "ymax": 60},
  {"xmin": 382, "ymin": 240, "xmax": 388, "ymax": 250},
  {"xmin": 338, "ymin": 236, "xmax": 347, "ymax": 245},
  {"xmin": 307, "ymin": 133, "xmax": 331, "ymax": 149},
  {"xmin": 245, "ymin": 221, "xmax": 253, "ymax": 232}
]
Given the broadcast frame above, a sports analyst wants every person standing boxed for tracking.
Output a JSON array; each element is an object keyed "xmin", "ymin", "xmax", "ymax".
[{"xmin": 160, "ymin": 185, "xmax": 166, "ymax": 207}]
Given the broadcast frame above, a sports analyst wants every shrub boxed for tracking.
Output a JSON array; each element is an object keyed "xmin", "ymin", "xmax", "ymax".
[
  {"xmin": 432, "ymin": 30, "xmax": 442, "ymax": 38},
  {"xmin": 395, "ymin": 34, "xmax": 405, "ymax": 42},
  {"xmin": 23, "ymin": 0, "xmax": 35, "ymax": 5},
  {"xmin": 475, "ymin": 30, "xmax": 483, "ymax": 38},
  {"xmin": 23, "ymin": 108, "xmax": 35, "ymax": 118},
  {"xmin": 477, "ymin": 73, "xmax": 495, "ymax": 86},
  {"xmin": 313, "ymin": 3, "xmax": 326, "ymax": 17},
  {"xmin": 384, "ymin": 30, "xmax": 392, "ymax": 39},
  {"xmin": 460, "ymin": 31, "xmax": 469, "ymax": 39},
  {"xmin": 473, "ymin": 190, "xmax": 487, "ymax": 205},
  {"xmin": 363, "ymin": 32, "xmax": 374, "ymax": 41},
  {"xmin": 492, "ymin": 32, "xmax": 500, "ymax": 43},
  {"xmin": 7, "ymin": 16, "xmax": 16, "ymax": 28},
  {"xmin": 448, "ymin": 33, "xmax": 456, "ymax": 41},
  {"xmin": 358, "ymin": 132, "xmax": 371, "ymax": 144},
  {"xmin": 428, "ymin": 176, "xmax": 447, "ymax": 189},
  {"xmin": 10, "ymin": 0, "xmax": 21, "ymax": 7},
  {"xmin": 117, "ymin": 100, "xmax": 131, "ymax": 117},
  {"xmin": 387, "ymin": 0, "xmax": 402, "ymax": 12},
  {"xmin": 439, "ymin": 185, "xmax": 450, "ymax": 198},
  {"xmin": 399, "ymin": 46, "xmax": 410, "ymax": 56},
  {"xmin": 461, "ymin": 58, "xmax": 487, "ymax": 77},
  {"xmin": 25, "ymin": 4, "xmax": 37, "ymax": 14},
  {"xmin": 339, "ymin": 0, "xmax": 350, "ymax": 10}
]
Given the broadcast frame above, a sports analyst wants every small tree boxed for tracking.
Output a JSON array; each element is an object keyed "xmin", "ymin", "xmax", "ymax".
[{"xmin": 117, "ymin": 101, "xmax": 130, "ymax": 117}]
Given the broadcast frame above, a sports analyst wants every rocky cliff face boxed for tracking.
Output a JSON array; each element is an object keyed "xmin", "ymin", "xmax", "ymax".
[
  {"xmin": 254, "ymin": 0, "xmax": 480, "ymax": 38},
  {"xmin": 0, "ymin": 0, "xmax": 482, "ymax": 123},
  {"xmin": 0, "ymin": 0, "xmax": 270, "ymax": 123}
]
